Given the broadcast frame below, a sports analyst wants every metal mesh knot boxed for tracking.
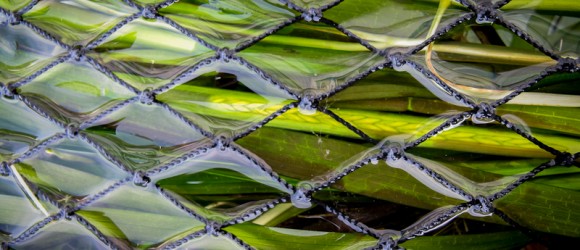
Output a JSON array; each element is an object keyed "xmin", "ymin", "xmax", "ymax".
[
  {"xmin": 0, "ymin": 161, "xmax": 10, "ymax": 176},
  {"xmin": 302, "ymin": 8, "xmax": 322, "ymax": 22},
  {"xmin": 475, "ymin": 0, "xmax": 496, "ymax": 24},
  {"xmin": 559, "ymin": 57, "xmax": 579, "ymax": 72},
  {"xmin": 291, "ymin": 186, "xmax": 312, "ymax": 209},
  {"xmin": 65, "ymin": 123, "xmax": 79, "ymax": 139},
  {"xmin": 469, "ymin": 195, "xmax": 494, "ymax": 217},
  {"xmin": 1, "ymin": 11, "xmax": 21, "ymax": 25},
  {"xmin": 58, "ymin": 206, "xmax": 74, "ymax": 221},
  {"xmin": 0, "ymin": 84, "xmax": 14, "ymax": 98},
  {"xmin": 141, "ymin": 5, "xmax": 158, "ymax": 19},
  {"xmin": 139, "ymin": 88, "xmax": 156, "ymax": 105},
  {"xmin": 473, "ymin": 102, "xmax": 496, "ymax": 124},
  {"xmin": 69, "ymin": 46, "xmax": 85, "ymax": 62},
  {"xmin": 298, "ymin": 90, "xmax": 318, "ymax": 115},
  {"xmin": 556, "ymin": 152, "xmax": 576, "ymax": 167},
  {"xmin": 214, "ymin": 135, "xmax": 231, "ymax": 151},
  {"xmin": 216, "ymin": 48, "xmax": 234, "ymax": 62},
  {"xmin": 133, "ymin": 171, "xmax": 151, "ymax": 187},
  {"xmin": 205, "ymin": 221, "xmax": 222, "ymax": 236}
]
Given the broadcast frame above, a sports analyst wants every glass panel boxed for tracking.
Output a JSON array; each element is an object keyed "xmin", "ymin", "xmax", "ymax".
[
  {"xmin": 322, "ymin": 68, "xmax": 464, "ymax": 143},
  {"xmin": 0, "ymin": 0, "xmax": 33, "ymax": 11},
  {"xmin": 14, "ymin": 139, "xmax": 130, "ymax": 205},
  {"xmin": 157, "ymin": 60, "xmax": 295, "ymax": 137},
  {"xmin": 88, "ymin": 18, "xmax": 215, "ymax": 91},
  {"xmin": 495, "ymin": 174, "xmax": 580, "ymax": 237},
  {"xmin": 0, "ymin": 98, "xmax": 61, "ymax": 162},
  {"xmin": 84, "ymin": 102, "xmax": 211, "ymax": 171},
  {"xmin": 406, "ymin": 21, "xmax": 557, "ymax": 103},
  {"xmin": 153, "ymin": 146, "xmax": 292, "ymax": 223},
  {"xmin": 0, "ymin": 24, "xmax": 67, "ymax": 85},
  {"xmin": 502, "ymin": 72, "xmax": 580, "ymax": 154},
  {"xmin": 77, "ymin": 185, "xmax": 205, "ymax": 248},
  {"xmin": 17, "ymin": 60, "xmax": 136, "ymax": 123},
  {"xmin": 324, "ymin": 0, "xmax": 470, "ymax": 50},
  {"xmin": 6, "ymin": 220, "xmax": 110, "ymax": 250},
  {"xmin": 0, "ymin": 174, "xmax": 54, "ymax": 237},
  {"xmin": 160, "ymin": 0, "xmax": 297, "ymax": 49},
  {"xmin": 501, "ymin": 0, "xmax": 580, "ymax": 57},
  {"xmin": 238, "ymin": 20, "xmax": 384, "ymax": 95},
  {"xmin": 23, "ymin": 0, "xmax": 137, "ymax": 46},
  {"xmin": 225, "ymin": 222, "xmax": 377, "ymax": 249},
  {"xmin": 236, "ymin": 118, "xmax": 366, "ymax": 184}
]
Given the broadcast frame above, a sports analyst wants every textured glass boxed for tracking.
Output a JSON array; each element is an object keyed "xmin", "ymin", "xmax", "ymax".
[
  {"xmin": 14, "ymin": 139, "xmax": 130, "ymax": 204},
  {"xmin": 6, "ymin": 220, "xmax": 110, "ymax": 250},
  {"xmin": 324, "ymin": 0, "xmax": 471, "ymax": 50},
  {"xmin": 77, "ymin": 185, "xmax": 205, "ymax": 248},
  {"xmin": 406, "ymin": 22, "xmax": 558, "ymax": 103},
  {"xmin": 23, "ymin": 0, "xmax": 136, "ymax": 46},
  {"xmin": 84, "ymin": 102, "xmax": 211, "ymax": 171},
  {"xmin": 157, "ymin": 61, "xmax": 295, "ymax": 137},
  {"xmin": 0, "ymin": 175, "xmax": 52, "ymax": 237},
  {"xmin": 0, "ymin": 98, "xmax": 61, "ymax": 162},
  {"xmin": 501, "ymin": 0, "xmax": 580, "ymax": 58},
  {"xmin": 0, "ymin": 25, "xmax": 67, "ymax": 84},
  {"xmin": 0, "ymin": 0, "xmax": 32, "ymax": 11},
  {"xmin": 154, "ymin": 146, "xmax": 292, "ymax": 223},
  {"xmin": 160, "ymin": 0, "xmax": 297, "ymax": 49},
  {"xmin": 88, "ymin": 18, "xmax": 215, "ymax": 90},
  {"xmin": 1, "ymin": 0, "xmax": 579, "ymax": 249},
  {"xmin": 17, "ymin": 61, "xmax": 136, "ymax": 123},
  {"xmin": 238, "ymin": 21, "xmax": 385, "ymax": 95}
]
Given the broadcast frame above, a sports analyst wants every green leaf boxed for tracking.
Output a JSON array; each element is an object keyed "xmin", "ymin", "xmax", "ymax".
[
  {"xmin": 225, "ymin": 223, "xmax": 530, "ymax": 250},
  {"xmin": 237, "ymin": 127, "xmax": 580, "ymax": 237}
]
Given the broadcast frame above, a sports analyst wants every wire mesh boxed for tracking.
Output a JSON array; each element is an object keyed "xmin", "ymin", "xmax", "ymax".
[{"xmin": 0, "ymin": 0, "xmax": 579, "ymax": 249}]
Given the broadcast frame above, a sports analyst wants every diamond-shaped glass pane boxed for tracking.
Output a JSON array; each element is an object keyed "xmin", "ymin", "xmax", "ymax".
[
  {"xmin": 236, "ymin": 110, "xmax": 366, "ymax": 184},
  {"xmin": 165, "ymin": 234, "xmax": 245, "ymax": 250},
  {"xmin": 323, "ymin": 0, "xmax": 470, "ymax": 50},
  {"xmin": 77, "ymin": 185, "xmax": 205, "ymax": 248},
  {"xmin": 502, "ymin": 72, "xmax": 580, "ymax": 154},
  {"xmin": 157, "ymin": 60, "xmax": 295, "ymax": 137},
  {"xmin": 17, "ymin": 60, "xmax": 136, "ymax": 123},
  {"xmin": 225, "ymin": 222, "xmax": 377, "ymax": 249},
  {"xmin": 264, "ymin": 201, "xmax": 373, "ymax": 233},
  {"xmin": 322, "ymin": 67, "xmax": 465, "ymax": 143},
  {"xmin": 495, "ymin": 172, "xmax": 580, "ymax": 237},
  {"xmin": 0, "ymin": 24, "xmax": 67, "ymax": 85},
  {"xmin": 133, "ymin": 0, "xmax": 166, "ymax": 5},
  {"xmin": 88, "ymin": 18, "xmax": 215, "ymax": 91},
  {"xmin": 14, "ymin": 138, "xmax": 130, "ymax": 205},
  {"xmin": 6, "ymin": 220, "xmax": 110, "ymax": 250},
  {"xmin": 0, "ymin": 0, "xmax": 32, "ymax": 11},
  {"xmin": 329, "ymin": 156, "xmax": 461, "ymax": 212},
  {"xmin": 419, "ymin": 119, "xmax": 553, "ymax": 158},
  {"xmin": 23, "ymin": 0, "xmax": 137, "ymax": 46},
  {"xmin": 160, "ymin": 0, "xmax": 297, "ymax": 49},
  {"xmin": 288, "ymin": 0, "xmax": 336, "ymax": 9},
  {"xmin": 238, "ymin": 20, "xmax": 385, "ymax": 95},
  {"xmin": 84, "ymin": 102, "xmax": 211, "ymax": 171},
  {"xmin": 500, "ymin": 0, "xmax": 580, "ymax": 57},
  {"xmin": 0, "ymin": 174, "xmax": 52, "ymax": 237},
  {"xmin": 406, "ymin": 21, "xmax": 557, "ymax": 103},
  {"xmin": 411, "ymin": 119, "xmax": 577, "ymax": 234},
  {"xmin": 0, "ymin": 98, "xmax": 61, "ymax": 162},
  {"xmin": 154, "ymin": 146, "xmax": 292, "ymax": 223}
]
